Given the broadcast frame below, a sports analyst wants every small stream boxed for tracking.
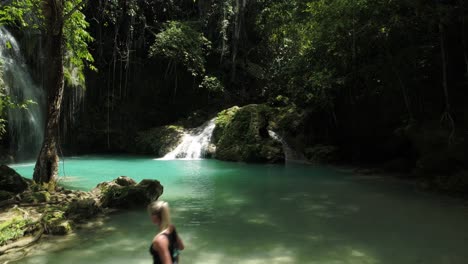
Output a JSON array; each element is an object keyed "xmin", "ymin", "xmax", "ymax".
[{"xmin": 8, "ymin": 156, "xmax": 468, "ymax": 264}]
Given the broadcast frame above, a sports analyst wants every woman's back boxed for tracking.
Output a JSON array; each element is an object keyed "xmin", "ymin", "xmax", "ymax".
[{"xmin": 150, "ymin": 226, "xmax": 179, "ymax": 264}]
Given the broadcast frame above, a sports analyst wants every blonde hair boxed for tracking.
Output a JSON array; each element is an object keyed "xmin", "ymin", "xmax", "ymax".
[{"xmin": 147, "ymin": 200, "xmax": 171, "ymax": 230}]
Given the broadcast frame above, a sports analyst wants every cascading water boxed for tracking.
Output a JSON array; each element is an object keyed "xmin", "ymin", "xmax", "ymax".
[
  {"xmin": 268, "ymin": 130, "xmax": 307, "ymax": 163},
  {"xmin": 159, "ymin": 118, "xmax": 216, "ymax": 160},
  {"xmin": 0, "ymin": 27, "xmax": 45, "ymax": 160}
]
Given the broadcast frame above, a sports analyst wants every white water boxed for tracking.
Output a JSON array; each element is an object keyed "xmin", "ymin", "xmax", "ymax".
[
  {"xmin": 158, "ymin": 118, "xmax": 216, "ymax": 160},
  {"xmin": 268, "ymin": 130, "xmax": 307, "ymax": 162},
  {"xmin": 0, "ymin": 27, "xmax": 45, "ymax": 160}
]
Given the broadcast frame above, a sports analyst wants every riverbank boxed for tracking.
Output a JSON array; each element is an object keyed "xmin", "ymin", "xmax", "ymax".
[
  {"xmin": 0, "ymin": 170, "xmax": 163, "ymax": 263},
  {"xmin": 3, "ymin": 157, "xmax": 468, "ymax": 263}
]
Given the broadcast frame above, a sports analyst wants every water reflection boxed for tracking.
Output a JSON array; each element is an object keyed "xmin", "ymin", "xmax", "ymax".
[{"xmin": 5, "ymin": 157, "xmax": 468, "ymax": 264}]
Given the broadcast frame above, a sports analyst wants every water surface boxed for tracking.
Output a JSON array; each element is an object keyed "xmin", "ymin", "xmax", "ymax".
[{"xmin": 9, "ymin": 155, "xmax": 468, "ymax": 264}]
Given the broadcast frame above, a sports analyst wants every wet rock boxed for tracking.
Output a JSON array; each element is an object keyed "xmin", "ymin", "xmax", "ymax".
[
  {"xmin": 214, "ymin": 104, "xmax": 285, "ymax": 163},
  {"xmin": 93, "ymin": 177, "xmax": 163, "ymax": 209},
  {"xmin": 205, "ymin": 144, "xmax": 216, "ymax": 158},
  {"xmin": 115, "ymin": 176, "xmax": 137, "ymax": 186},
  {"xmin": 0, "ymin": 165, "xmax": 29, "ymax": 193},
  {"xmin": 43, "ymin": 210, "xmax": 72, "ymax": 235},
  {"xmin": 35, "ymin": 191, "xmax": 51, "ymax": 203},
  {"xmin": 47, "ymin": 221, "xmax": 72, "ymax": 235},
  {"xmin": 66, "ymin": 198, "xmax": 101, "ymax": 221},
  {"xmin": 134, "ymin": 125, "xmax": 185, "ymax": 156},
  {"xmin": 137, "ymin": 179, "xmax": 164, "ymax": 201}
]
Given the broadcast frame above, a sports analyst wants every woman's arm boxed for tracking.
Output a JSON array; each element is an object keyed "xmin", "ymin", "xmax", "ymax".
[
  {"xmin": 176, "ymin": 233, "xmax": 185, "ymax": 250},
  {"xmin": 171, "ymin": 225, "xmax": 185, "ymax": 250},
  {"xmin": 154, "ymin": 236, "xmax": 172, "ymax": 264}
]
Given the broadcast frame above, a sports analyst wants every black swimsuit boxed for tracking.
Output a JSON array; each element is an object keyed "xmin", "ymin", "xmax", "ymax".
[{"xmin": 149, "ymin": 229, "xmax": 178, "ymax": 264}]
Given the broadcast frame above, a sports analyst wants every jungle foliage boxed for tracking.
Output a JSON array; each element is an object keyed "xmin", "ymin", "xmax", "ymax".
[{"xmin": 0, "ymin": 0, "xmax": 467, "ymax": 189}]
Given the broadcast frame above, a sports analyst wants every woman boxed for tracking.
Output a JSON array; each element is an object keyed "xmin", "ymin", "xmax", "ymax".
[{"xmin": 148, "ymin": 200, "xmax": 185, "ymax": 264}]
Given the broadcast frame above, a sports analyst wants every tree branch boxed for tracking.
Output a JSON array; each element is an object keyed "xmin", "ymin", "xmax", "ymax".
[{"xmin": 63, "ymin": 0, "xmax": 88, "ymax": 21}]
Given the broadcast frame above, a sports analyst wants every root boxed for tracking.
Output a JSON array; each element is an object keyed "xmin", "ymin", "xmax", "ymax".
[{"xmin": 0, "ymin": 227, "xmax": 44, "ymax": 256}]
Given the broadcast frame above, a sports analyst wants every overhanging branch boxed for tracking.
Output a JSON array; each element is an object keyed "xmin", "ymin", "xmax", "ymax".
[{"xmin": 63, "ymin": 0, "xmax": 88, "ymax": 21}]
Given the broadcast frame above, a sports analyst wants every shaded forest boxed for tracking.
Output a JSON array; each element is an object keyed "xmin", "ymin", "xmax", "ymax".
[{"xmin": 1, "ymin": 0, "xmax": 468, "ymax": 193}]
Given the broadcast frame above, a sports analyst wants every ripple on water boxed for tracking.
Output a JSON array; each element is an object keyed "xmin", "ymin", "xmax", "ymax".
[{"xmin": 6, "ymin": 156, "xmax": 468, "ymax": 264}]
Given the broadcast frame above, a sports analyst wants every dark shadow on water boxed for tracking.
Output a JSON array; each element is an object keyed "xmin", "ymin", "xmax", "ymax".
[{"xmin": 8, "ymin": 159, "xmax": 468, "ymax": 264}]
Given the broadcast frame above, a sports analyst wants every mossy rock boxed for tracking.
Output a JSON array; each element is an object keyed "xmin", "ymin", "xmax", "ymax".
[
  {"xmin": 94, "ymin": 177, "xmax": 163, "ymax": 209},
  {"xmin": 0, "ymin": 216, "xmax": 31, "ymax": 246},
  {"xmin": 214, "ymin": 104, "xmax": 284, "ymax": 163},
  {"xmin": 100, "ymin": 185, "xmax": 148, "ymax": 208},
  {"xmin": 135, "ymin": 125, "xmax": 184, "ymax": 156},
  {"xmin": 65, "ymin": 198, "xmax": 101, "ymax": 221},
  {"xmin": 22, "ymin": 191, "xmax": 51, "ymax": 204},
  {"xmin": 34, "ymin": 191, "xmax": 51, "ymax": 202},
  {"xmin": 269, "ymin": 105, "xmax": 305, "ymax": 136},
  {"xmin": 46, "ymin": 220, "xmax": 72, "ymax": 235},
  {"xmin": 115, "ymin": 176, "xmax": 137, "ymax": 186},
  {"xmin": 42, "ymin": 209, "xmax": 72, "ymax": 235},
  {"xmin": 212, "ymin": 106, "xmax": 240, "ymax": 144}
]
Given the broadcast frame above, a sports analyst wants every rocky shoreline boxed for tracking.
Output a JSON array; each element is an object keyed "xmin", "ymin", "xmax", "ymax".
[{"xmin": 0, "ymin": 165, "xmax": 163, "ymax": 262}]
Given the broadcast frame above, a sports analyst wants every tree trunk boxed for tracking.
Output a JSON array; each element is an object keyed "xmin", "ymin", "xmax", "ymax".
[{"xmin": 33, "ymin": 0, "xmax": 65, "ymax": 183}]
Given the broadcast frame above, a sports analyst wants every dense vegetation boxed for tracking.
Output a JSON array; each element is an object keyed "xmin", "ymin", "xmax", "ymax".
[{"xmin": 1, "ymin": 0, "xmax": 467, "ymax": 193}]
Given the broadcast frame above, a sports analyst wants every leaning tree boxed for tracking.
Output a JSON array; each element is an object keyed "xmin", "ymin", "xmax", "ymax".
[{"xmin": 33, "ymin": 0, "xmax": 91, "ymax": 184}]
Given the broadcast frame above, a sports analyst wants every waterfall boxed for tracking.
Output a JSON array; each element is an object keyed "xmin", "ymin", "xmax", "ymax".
[
  {"xmin": 158, "ymin": 118, "xmax": 216, "ymax": 160},
  {"xmin": 268, "ymin": 130, "xmax": 307, "ymax": 163},
  {"xmin": 0, "ymin": 27, "xmax": 45, "ymax": 160}
]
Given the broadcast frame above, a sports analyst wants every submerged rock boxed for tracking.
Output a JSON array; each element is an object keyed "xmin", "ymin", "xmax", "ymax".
[
  {"xmin": 213, "ymin": 104, "xmax": 284, "ymax": 163},
  {"xmin": 93, "ymin": 177, "xmax": 163, "ymax": 209},
  {"xmin": 0, "ymin": 165, "xmax": 29, "ymax": 193}
]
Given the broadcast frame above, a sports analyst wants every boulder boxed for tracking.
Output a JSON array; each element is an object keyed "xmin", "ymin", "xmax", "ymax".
[
  {"xmin": 48, "ymin": 221, "xmax": 72, "ymax": 235},
  {"xmin": 65, "ymin": 198, "xmax": 101, "ymax": 220},
  {"xmin": 135, "ymin": 125, "xmax": 185, "ymax": 156},
  {"xmin": 93, "ymin": 177, "xmax": 163, "ymax": 209},
  {"xmin": 213, "ymin": 104, "xmax": 284, "ymax": 163},
  {"xmin": 115, "ymin": 176, "xmax": 137, "ymax": 186},
  {"xmin": 137, "ymin": 179, "xmax": 164, "ymax": 201},
  {"xmin": 43, "ymin": 210, "xmax": 73, "ymax": 235},
  {"xmin": 0, "ymin": 165, "xmax": 29, "ymax": 193},
  {"xmin": 211, "ymin": 106, "xmax": 240, "ymax": 144}
]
